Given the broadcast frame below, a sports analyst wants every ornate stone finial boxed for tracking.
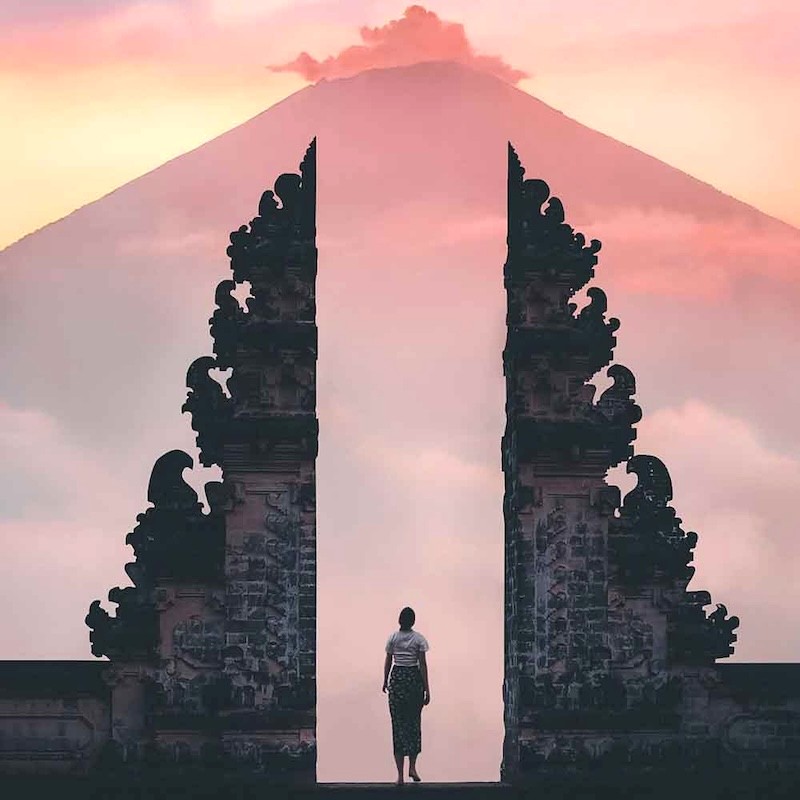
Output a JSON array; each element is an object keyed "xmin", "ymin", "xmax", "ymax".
[
  {"xmin": 146, "ymin": 449, "xmax": 198, "ymax": 510},
  {"xmin": 210, "ymin": 279, "xmax": 246, "ymax": 367},
  {"xmin": 669, "ymin": 597, "xmax": 740, "ymax": 664},
  {"xmin": 596, "ymin": 365, "xmax": 642, "ymax": 428},
  {"xmin": 226, "ymin": 138, "xmax": 317, "ymax": 285},
  {"xmin": 506, "ymin": 142, "xmax": 601, "ymax": 291},
  {"xmin": 86, "ymin": 447, "xmax": 228, "ymax": 658},
  {"xmin": 182, "ymin": 357, "xmax": 232, "ymax": 467},
  {"xmin": 611, "ymin": 455, "xmax": 696, "ymax": 586},
  {"xmin": 85, "ymin": 591, "xmax": 158, "ymax": 661},
  {"xmin": 624, "ymin": 454, "xmax": 673, "ymax": 510}
]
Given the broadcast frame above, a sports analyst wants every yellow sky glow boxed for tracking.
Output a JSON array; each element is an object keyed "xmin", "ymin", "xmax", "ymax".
[
  {"xmin": 1, "ymin": 4, "xmax": 798, "ymax": 250},
  {"xmin": 0, "ymin": 66, "xmax": 304, "ymax": 248}
]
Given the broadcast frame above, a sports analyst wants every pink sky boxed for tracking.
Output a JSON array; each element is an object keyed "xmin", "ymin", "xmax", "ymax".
[
  {"xmin": 2, "ymin": 1, "xmax": 800, "ymax": 785},
  {"xmin": 1, "ymin": 1, "xmax": 799, "ymax": 249}
]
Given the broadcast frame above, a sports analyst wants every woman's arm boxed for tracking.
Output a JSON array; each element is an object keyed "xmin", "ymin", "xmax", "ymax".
[
  {"xmin": 419, "ymin": 651, "xmax": 430, "ymax": 704},
  {"xmin": 382, "ymin": 653, "xmax": 392, "ymax": 692}
]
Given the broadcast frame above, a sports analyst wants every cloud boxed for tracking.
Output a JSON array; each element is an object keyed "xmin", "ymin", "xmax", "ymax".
[
  {"xmin": 534, "ymin": 11, "xmax": 800, "ymax": 78},
  {"xmin": 268, "ymin": 5, "xmax": 528, "ymax": 84},
  {"xmin": 577, "ymin": 208, "xmax": 800, "ymax": 300},
  {"xmin": 0, "ymin": 403, "xmax": 131, "ymax": 522},
  {"xmin": 0, "ymin": 1, "xmax": 169, "ymax": 27},
  {"xmin": 0, "ymin": 1, "xmax": 200, "ymax": 69}
]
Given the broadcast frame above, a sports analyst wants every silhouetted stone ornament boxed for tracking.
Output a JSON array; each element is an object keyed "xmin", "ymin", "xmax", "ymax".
[
  {"xmin": 182, "ymin": 356, "xmax": 232, "ymax": 467},
  {"xmin": 125, "ymin": 450, "xmax": 225, "ymax": 582},
  {"xmin": 227, "ymin": 138, "xmax": 316, "ymax": 287},
  {"xmin": 576, "ymin": 288, "xmax": 620, "ymax": 338},
  {"xmin": 274, "ymin": 172, "xmax": 302, "ymax": 218},
  {"xmin": 596, "ymin": 365, "xmax": 642, "ymax": 427},
  {"xmin": 610, "ymin": 455, "xmax": 697, "ymax": 585},
  {"xmin": 624, "ymin": 454, "xmax": 674, "ymax": 511},
  {"xmin": 210, "ymin": 278, "xmax": 245, "ymax": 366},
  {"xmin": 86, "ymin": 449, "xmax": 228, "ymax": 659},
  {"xmin": 85, "ymin": 590, "xmax": 158, "ymax": 661},
  {"xmin": 258, "ymin": 189, "xmax": 278, "ymax": 217},
  {"xmin": 669, "ymin": 596, "xmax": 740, "ymax": 664},
  {"xmin": 506, "ymin": 143, "xmax": 602, "ymax": 291},
  {"xmin": 146, "ymin": 449, "xmax": 197, "ymax": 509}
]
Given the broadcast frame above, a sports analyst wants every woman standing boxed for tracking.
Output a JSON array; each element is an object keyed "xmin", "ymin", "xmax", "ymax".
[{"xmin": 382, "ymin": 606, "xmax": 430, "ymax": 785}]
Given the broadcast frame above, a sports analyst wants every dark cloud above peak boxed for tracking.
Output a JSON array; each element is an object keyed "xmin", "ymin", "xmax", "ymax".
[{"xmin": 268, "ymin": 4, "xmax": 529, "ymax": 84}]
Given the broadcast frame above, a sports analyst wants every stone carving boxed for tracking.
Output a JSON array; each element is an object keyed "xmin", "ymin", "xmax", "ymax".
[
  {"xmin": 182, "ymin": 356, "xmax": 232, "ymax": 467},
  {"xmin": 172, "ymin": 618, "xmax": 224, "ymax": 668},
  {"xmin": 723, "ymin": 711, "xmax": 800, "ymax": 754},
  {"xmin": 85, "ymin": 588, "xmax": 158, "ymax": 661},
  {"xmin": 669, "ymin": 593, "xmax": 739, "ymax": 664},
  {"xmin": 226, "ymin": 139, "xmax": 316, "ymax": 290},
  {"xmin": 610, "ymin": 455, "xmax": 698, "ymax": 587},
  {"xmin": 607, "ymin": 453, "xmax": 738, "ymax": 666},
  {"xmin": 209, "ymin": 279, "xmax": 246, "ymax": 367},
  {"xmin": 86, "ymin": 451, "xmax": 228, "ymax": 660},
  {"xmin": 507, "ymin": 144, "xmax": 602, "ymax": 292},
  {"xmin": 502, "ymin": 145, "xmax": 739, "ymax": 780},
  {"xmin": 127, "ymin": 450, "xmax": 227, "ymax": 583},
  {"xmin": 595, "ymin": 364, "xmax": 642, "ymax": 428}
]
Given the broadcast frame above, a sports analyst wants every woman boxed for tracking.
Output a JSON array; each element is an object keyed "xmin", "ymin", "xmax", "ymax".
[{"xmin": 382, "ymin": 606, "xmax": 430, "ymax": 785}]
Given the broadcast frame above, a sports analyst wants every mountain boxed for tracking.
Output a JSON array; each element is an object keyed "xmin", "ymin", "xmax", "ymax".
[{"xmin": 1, "ymin": 60, "xmax": 799, "ymax": 783}]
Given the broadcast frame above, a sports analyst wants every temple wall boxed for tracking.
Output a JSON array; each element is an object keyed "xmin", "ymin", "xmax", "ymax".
[
  {"xmin": 3, "ymin": 662, "xmax": 799, "ymax": 777},
  {"xmin": 515, "ymin": 664, "xmax": 800, "ymax": 772},
  {"xmin": 0, "ymin": 662, "xmax": 110, "ymax": 774}
]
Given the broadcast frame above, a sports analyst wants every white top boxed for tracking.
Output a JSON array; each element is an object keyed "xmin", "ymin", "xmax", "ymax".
[{"xmin": 386, "ymin": 629, "xmax": 430, "ymax": 667}]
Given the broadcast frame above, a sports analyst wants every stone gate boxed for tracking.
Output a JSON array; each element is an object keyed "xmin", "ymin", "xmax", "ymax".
[
  {"xmin": 499, "ymin": 145, "xmax": 792, "ymax": 779},
  {"xmin": 1, "ymin": 142, "xmax": 800, "ymax": 788}
]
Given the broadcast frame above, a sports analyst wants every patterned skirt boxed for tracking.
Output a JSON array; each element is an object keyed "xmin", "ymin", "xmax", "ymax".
[{"xmin": 388, "ymin": 665, "xmax": 425, "ymax": 756}]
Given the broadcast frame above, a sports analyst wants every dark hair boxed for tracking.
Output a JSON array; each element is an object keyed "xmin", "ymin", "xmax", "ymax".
[{"xmin": 398, "ymin": 607, "xmax": 415, "ymax": 631}]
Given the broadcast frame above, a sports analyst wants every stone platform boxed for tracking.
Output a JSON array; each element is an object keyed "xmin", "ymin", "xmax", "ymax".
[{"xmin": 3, "ymin": 774, "xmax": 800, "ymax": 800}]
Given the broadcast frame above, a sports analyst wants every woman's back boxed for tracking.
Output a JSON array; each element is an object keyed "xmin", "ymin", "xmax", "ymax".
[{"xmin": 386, "ymin": 629, "xmax": 429, "ymax": 666}]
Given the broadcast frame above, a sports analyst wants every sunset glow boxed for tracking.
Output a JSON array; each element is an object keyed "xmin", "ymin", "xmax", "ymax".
[
  {"xmin": 2, "ymin": 1, "xmax": 799, "ymax": 250},
  {"xmin": 2, "ymin": 0, "xmax": 800, "ymax": 785}
]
